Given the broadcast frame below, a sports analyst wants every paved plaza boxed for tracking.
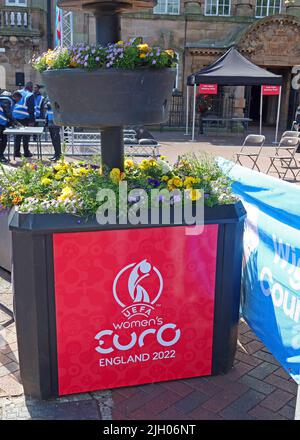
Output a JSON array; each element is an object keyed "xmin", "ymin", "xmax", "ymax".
[{"xmin": 0, "ymin": 131, "xmax": 299, "ymax": 420}]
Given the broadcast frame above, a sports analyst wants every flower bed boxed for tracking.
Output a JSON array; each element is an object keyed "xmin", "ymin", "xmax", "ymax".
[{"xmin": 0, "ymin": 155, "xmax": 237, "ymax": 215}]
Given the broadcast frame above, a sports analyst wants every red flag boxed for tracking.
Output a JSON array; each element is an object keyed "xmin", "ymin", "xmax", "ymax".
[{"xmin": 56, "ymin": 7, "xmax": 61, "ymax": 46}]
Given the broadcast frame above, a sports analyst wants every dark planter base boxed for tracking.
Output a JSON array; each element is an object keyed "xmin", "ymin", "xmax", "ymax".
[
  {"xmin": 10, "ymin": 202, "xmax": 246, "ymax": 399},
  {"xmin": 42, "ymin": 69, "xmax": 176, "ymax": 128},
  {"xmin": 0, "ymin": 209, "xmax": 12, "ymax": 272}
]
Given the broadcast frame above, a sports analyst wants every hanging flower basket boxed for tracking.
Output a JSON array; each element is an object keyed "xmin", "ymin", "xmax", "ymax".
[
  {"xmin": 42, "ymin": 68, "xmax": 175, "ymax": 128},
  {"xmin": 34, "ymin": 41, "xmax": 177, "ymax": 128}
]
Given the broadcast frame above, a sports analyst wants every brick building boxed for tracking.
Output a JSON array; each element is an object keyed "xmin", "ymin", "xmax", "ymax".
[{"xmin": 1, "ymin": 1, "xmax": 300, "ymax": 128}]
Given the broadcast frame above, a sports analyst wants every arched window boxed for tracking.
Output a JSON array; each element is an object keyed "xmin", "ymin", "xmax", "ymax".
[
  {"xmin": 153, "ymin": 0, "xmax": 180, "ymax": 15},
  {"xmin": 205, "ymin": 0, "xmax": 231, "ymax": 16},
  {"xmin": 255, "ymin": 0, "xmax": 281, "ymax": 17}
]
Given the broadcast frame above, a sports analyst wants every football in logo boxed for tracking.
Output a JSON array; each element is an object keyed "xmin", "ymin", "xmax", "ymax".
[{"xmin": 113, "ymin": 259, "xmax": 163, "ymax": 319}]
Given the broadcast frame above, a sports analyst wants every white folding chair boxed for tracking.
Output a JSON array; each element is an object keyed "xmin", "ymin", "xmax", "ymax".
[
  {"xmin": 235, "ymin": 134, "xmax": 265, "ymax": 171},
  {"xmin": 281, "ymin": 131, "xmax": 300, "ymax": 139},
  {"xmin": 267, "ymin": 137, "xmax": 300, "ymax": 179}
]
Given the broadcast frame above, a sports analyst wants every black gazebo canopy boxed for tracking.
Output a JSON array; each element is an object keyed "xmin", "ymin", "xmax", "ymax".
[{"xmin": 187, "ymin": 47, "xmax": 282, "ymax": 86}]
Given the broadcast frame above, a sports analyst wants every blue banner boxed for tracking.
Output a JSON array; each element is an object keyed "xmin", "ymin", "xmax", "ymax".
[{"xmin": 218, "ymin": 158, "xmax": 300, "ymax": 384}]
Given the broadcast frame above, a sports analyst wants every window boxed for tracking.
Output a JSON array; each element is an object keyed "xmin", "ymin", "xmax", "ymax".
[
  {"xmin": 153, "ymin": 0, "xmax": 180, "ymax": 15},
  {"xmin": 255, "ymin": 0, "xmax": 281, "ymax": 17},
  {"xmin": 205, "ymin": 0, "xmax": 231, "ymax": 16},
  {"xmin": 5, "ymin": 0, "xmax": 27, "ymax": 6}
]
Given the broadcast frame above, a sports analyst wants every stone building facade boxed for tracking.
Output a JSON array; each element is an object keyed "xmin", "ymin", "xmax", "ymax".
[
  {"xmin": 83, "ymin": 0, "xmax": 300, "ymax": 128},
  {"xmin": 0, "ymin": 0, "xmax": 48, "ymax": 90}
]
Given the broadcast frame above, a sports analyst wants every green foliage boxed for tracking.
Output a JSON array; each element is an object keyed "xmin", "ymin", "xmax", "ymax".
[{"xmin": 0, "ymin": 155, "xmax": 238, "ymax": 216}]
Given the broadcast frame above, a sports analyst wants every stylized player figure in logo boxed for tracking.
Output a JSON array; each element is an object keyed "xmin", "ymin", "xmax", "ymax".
[
  {"xmin": 113, "ymin": 258, "xmax": 163, "ymax": 319},
  {"xmin": 128, "ymin": 259, "xmax": 151, "ymax": 303}
]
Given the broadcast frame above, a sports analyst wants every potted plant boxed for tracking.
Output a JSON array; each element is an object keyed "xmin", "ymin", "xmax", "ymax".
[
  {"xmin": 2, "ymin": 155, "xmax": 246, "ymax": 399},
  {"xmin": 33, "ymin": 41, "xmax": 177, "ymax": 128}
]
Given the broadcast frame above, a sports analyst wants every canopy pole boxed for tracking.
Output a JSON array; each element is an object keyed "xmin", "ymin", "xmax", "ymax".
[
  {"xmin": 275, "ymin": 86, "xmax": 282, "ymax": 145},
  {"xmin": 191, "ymin": 83, "xmax": 197, "ymax": 142},
  {"xmin": 259, "ymin": 86, "xmax": 263, "ymax": 136},
  {"xmin": 185, "ymin": 85, "xmax": 190, "ymax": 135},
  {"xmin": 295, "ymin": 384, "xmax": 300, "ymax": 420}
]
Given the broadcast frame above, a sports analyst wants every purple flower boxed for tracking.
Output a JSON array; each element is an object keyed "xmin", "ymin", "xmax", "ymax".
[
  {"xmin": 84, "ymin": 62, "xmax": 88, "ymax": 67},
  {"xmin": 148, "ymin": 178, "xmax": 160, "ymax": 187},
  {"xmin": 152, "ymin": 60, "xmax": 157, "ymax": 65},
  {"xmin": 95, "ymin": 56, "xmax": 100, "ymax": 61}
]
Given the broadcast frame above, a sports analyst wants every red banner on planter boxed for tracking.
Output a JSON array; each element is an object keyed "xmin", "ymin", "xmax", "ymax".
[
  {"xmin": 53, "ymin": 225, "xmax": 218, "ymax": 396},
  {"xmin": 262, "ymin": 85, "xmax": 281, "ymax": 96},
  {"xmin": 199, "ymin": 84, "xmax": 218, "ymax": 94}
]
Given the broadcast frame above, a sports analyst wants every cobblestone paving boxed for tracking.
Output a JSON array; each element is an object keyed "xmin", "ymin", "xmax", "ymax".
[{"xmin": 0, "ymin": 268, "xmax": 297, "ymax": 420}]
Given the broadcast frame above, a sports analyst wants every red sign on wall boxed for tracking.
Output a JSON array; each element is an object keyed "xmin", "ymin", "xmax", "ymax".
[
  {"xmin": 262, "ymin": 85, "xmax": 281, "ymax": 96},
  {"xmin": 53, "ymin": 225, "xmax": 219, "ymax": 396},
  {"xmin": 199, "ymin": 84, "xmax": 218, "ymax": 94}
]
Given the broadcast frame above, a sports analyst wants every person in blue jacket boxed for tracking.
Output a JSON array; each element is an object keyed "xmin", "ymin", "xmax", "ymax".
[
  {"xmin": 45, "ymin": 99, "xmax": 62, "ymax": 162},
  {"xmin": 0, "ymin": 91, "xmax": 13, "ymax": 164},
  {"xmin": 0, "ymin": 102, "xmax": 10, "ymax": 164},
  {"xmin": 33, "ymin": 84, "xmax": 45, "ymax": 120},
  {"xmin": 12, "ymin": 82, "xmax": 35, "ymax": 158}
]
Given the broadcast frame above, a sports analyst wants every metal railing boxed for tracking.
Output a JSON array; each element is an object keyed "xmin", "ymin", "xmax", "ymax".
[
  {"xmin": 0, "ymin": 7, "xmax": 31, "ymax": 32},
  {"xmin": 30, "ymin": 127, "xmax": 160, "ymax": 158}
]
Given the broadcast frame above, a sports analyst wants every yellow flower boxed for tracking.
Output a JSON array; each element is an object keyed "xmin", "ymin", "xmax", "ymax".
[
  {"xmin": 12, "ymin": 195, "xmax": 23, "ymax": 205},
  {"xmin": 148, "ymin": 159, "xmax": 158, "ymax": 167},
  {"xmin": 124, "ymin": 159, "xmax": 134, "ymax": 169},
  {"xmin": 41, "ymin": 177, "xmax": 52, "ymax": 186},
  {"xmin": 110, "ymin": 168, "xmax": 124, "ymax": 184},
  {"xmin": 54, "ymin": 162, "xmax": 66, "ymax": 172},
  {"xmin": 167, "ymin": 179, "xmax": 175, "ymax": 191},
  {"xmin": 64, "ymin": 177, "xmax": 73, "ymax": 182},
  {"xmin": 58, "ymin": 186, "xmax": 74, "ymax": 202},
  {"xmin": 139, "ymin": 53, "xmax": 147, "ymax": 59},
  {"xmin": 172, "ymin": 176, "xmax": 183, "ymax": 188},
  {"xmin": 165, "ymin": 49, "xmax": 175, "ymax": 57},
  {"xmin": 45, "ymin": 52, "xmax": 56, "ymax": 67},
  {"xmin": 184, "ymin": 177, "xmax": 195, "ymax": 188},
  {"xmin": 98, "ymin": 166, "xmax": 103, "ymax": 176},
  {"xmin": 161, "ymin": 175, "xmax": 169, "ymax": 182},
  {"xmin": 73, "ymin": 167, "xmax": 89, "ymax": 177},
  {"xmin": 160, "ymin": 155, "xmax": 166, "ymax": 160},
  {"xmin": 55, "ymin": 171, "xmax": 65, "ymax": 180},
  {"xmin": 139, "ymin": 159, "xmax": 149, "ymax": 171},
  {"xmin": 69, "ymin": 58, "xmax": 78, "ymax": 68},
  {"xmin": 117, "ymin": 40, "xmax": 124, "ymax": 45},
  {"xmin": 187, "ymin": 189, "xmax": 202, "ymax": 201},
  {"xmin": 137, "ymin": 43, "xmax": 149, "ymax": 52}
]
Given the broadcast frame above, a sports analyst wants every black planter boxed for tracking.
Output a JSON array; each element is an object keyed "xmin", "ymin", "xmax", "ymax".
[
  {"xmin": 0, "ymin": 209, "xmax": 12, "ymax": 272},
  {"xmin": 42, "ymin": 68, "xmax": 176, "ymax": 128},
  {"xmin": 10, "ymin": 202, "xmax": 246, "ymax": 399}
]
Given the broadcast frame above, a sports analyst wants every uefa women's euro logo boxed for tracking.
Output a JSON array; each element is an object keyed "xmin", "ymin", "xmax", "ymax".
[{"xmin": 113, "ymin": 259, "xmax": 163, "ymax": 319}]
